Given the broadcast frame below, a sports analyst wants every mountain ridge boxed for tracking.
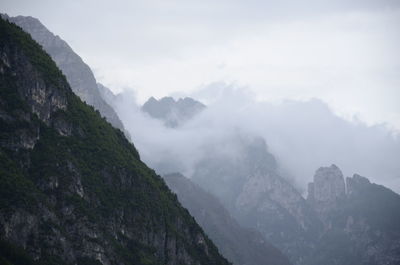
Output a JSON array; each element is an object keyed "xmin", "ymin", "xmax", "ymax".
[
  {"xmin": 164, "ymin": 173, "xmax": 292, "ymax": 265},
  {"xmin": 0, "ymin": 16, "xmax": 230, "ymax": 265},
  {"xmin": 305, "ymin": 165, "xmax": 400, "ymax": 264},
  {"xmin": 2, "ymin": 14, "xmax": 125, "ymax": 133}
]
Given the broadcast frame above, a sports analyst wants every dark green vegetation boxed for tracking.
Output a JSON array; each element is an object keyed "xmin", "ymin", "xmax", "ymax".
[
  {"xmin": 0, "ymin": 240, "xmax": 39, "ymax": 265},
  {"xmin": 6, "ymin": 14, "xmax": 125, "ymax": 131},
  {"xmin": 0, "ymin": 17, "xmax": 230, "ymax": 265}
]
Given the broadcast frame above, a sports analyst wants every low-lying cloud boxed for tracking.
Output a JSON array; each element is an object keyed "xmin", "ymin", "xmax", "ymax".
[{"xmin": 108, "ymin": 82, "xmax": 400, "ymax": 194}]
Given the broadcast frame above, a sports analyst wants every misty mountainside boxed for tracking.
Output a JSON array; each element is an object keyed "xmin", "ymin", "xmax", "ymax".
[
  {"xmin": 190, "ymin": 133, "xmax": 400, "ymax": 265},
  {"xmin": 97, "ymin": 82, "xmax": 118, "ymax": 108},
  {"xmin": 0, "ymin": 17, "xmax": 230, "ymax": 265},
  {"xmin": 164, "ymin": 173, "xmax": 292, "ymax": 265},
  {"xmin": 98, "ymin": 88, "xmax": 400, "ymax": 264},
  {"xmin": 122, "ymin": 88, "xmax": 399, "ymax": 265},
  {"xmin": 3, "ymin": 14, "xmax": 125, "ymax": 132},
  {"xmin": 142, "ymin": 96, "xmax": 205, "ymax": 128},
  {"xmin": 305, "ymin": 165, "xmax": 400, "ymax": 265},
  {"xmin": 190, "ymin": 134, "xmax": 322, "ymax": 264}
]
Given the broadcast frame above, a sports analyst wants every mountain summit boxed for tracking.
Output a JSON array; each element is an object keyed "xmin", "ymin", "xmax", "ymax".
[
  {"xmin": 142, "ymin": 96, "xmax": 205, "ymax": 127},
  {"xmin": 306, "ymin": 165, "xmax": 400, "ymax": 264}
]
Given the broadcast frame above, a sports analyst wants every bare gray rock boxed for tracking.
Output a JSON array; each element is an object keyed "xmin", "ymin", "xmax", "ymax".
[
  {"xmin": 164, "ymin": 173, "xmax": 292, "ymax": 265},
  {"xmin": 307, "ymin": 164, "xmax": 345, "ymax": 220},
  {"xmin": 5, "ymin": 14, "xmax": 125, "ymax": 132},
  {"xmin": 305, "ymin": 167, "xmax": 400, "ymax": 265},
  {"xmin": 192, "ymin": 134, "xmax": 322, "ymax": 264}
]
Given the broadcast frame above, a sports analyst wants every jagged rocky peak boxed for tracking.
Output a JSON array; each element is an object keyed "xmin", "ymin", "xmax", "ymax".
[
  {"xmin": 308, "ymin": 164, "xmax": 345, "ymax": 204},
  {"xmin": 142, "ymin": 96, "xmax": 205, "ymax": 127},
  {"xmin": 192, "ymin": 133, "xmax": 322, "ymax": 264},
  {"xmin": 346, "ymin": 173, "xmax": 371, "ymax": 196}
]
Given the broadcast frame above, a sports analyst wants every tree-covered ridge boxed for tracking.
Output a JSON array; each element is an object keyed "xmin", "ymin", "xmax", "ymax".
[{"xmin": 0, "ymin": 17, "xmax": 230, "ymax": 265}]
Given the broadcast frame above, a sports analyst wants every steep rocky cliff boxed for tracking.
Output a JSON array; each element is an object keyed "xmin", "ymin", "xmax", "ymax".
[
  {"xmin": 307, "ymin": 164, "xmax": 346, "ymax": 224},
  {"xmin": 164, "ymin": 173, "xmax": 292, "ymax": 265},
  {"xmin": 306, "ymin": 166, "xmax": 400, "ymax": 265},
  {"xmin": 192, "ymin": 134, "xmax": 322, "ymax": 264},
  {"xmin": 0, "ymin": 17, "xmax": 230, "ymax": 265},
  {"xmin": 3, "ymin": 14, "xmax": 125, "ymax": 132}
]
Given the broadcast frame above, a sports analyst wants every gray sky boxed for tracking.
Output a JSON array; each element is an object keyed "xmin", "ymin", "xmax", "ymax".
[{"xmin": 2, "ymin": 0, "xmax": 400, "ymax": 129}]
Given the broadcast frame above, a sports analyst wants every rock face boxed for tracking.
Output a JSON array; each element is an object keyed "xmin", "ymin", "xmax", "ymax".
[
  {"xmin": 4, "ymin": 14, "xmax": 125, "ymax": 132},
  {"xmin": 97, "ymin": 82, "xmax": 117, "ymax": 107},
  {"xmin": 191, "ymin": 134, "xmax": 322, "ymax": 264},
  {"xmin": 190, "ymin": 131, "xmax": 400, "ymax": 265},
  {"xmin": 0, "ymin": 17, "xmax": 230, "ymax": 265},
  {"xmin": 305, "ymin": 167, "xmax": 400, "ymax": 265},
  {"xmin": 164, "ymin": 173, "xmax": 292, "ymax": 265},
  {"xmin": 142, "ymin": 96, "xmax": 205, "ymax": 127},
  {"xmin": 307, "ymin": 164, "xmax": 345, "ymax": 221},
  {"xmin": 346, "ymin": 173, "xmax": 371, "ymax": 195}
]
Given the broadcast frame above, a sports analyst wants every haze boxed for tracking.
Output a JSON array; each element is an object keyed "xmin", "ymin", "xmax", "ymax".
[{"xmin": 3, "ymin": 0, "xmax": 400, "ymax": 129}]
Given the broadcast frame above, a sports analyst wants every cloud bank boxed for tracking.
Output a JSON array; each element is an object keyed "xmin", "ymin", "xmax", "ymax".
[
  {"xmin": 2, "ymin": 0, "xmax": 400, "ymax": 128},
  {"xmin": 108, "ymin": 82, "xmax": 400, "ymax": 194}
]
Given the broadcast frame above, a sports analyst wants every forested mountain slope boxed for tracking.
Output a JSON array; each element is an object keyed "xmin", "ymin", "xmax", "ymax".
[{"xmin": 0, "ymin": 17, "xmax": 230, "ymax": 265}]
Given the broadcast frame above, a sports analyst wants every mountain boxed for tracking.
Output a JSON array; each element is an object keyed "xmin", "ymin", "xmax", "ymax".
[
  {"xmin": 306, "ymin": 164, "xmax": 346, "ymax": 223},
  {"xmin": 306, "ymin": 165, "xmax": 400, "ymax": 265},
  {"xmin": 164, "ymin": 173, "xmax": 292, "ymax": 265},
  {"xmin": 0, "ymin": 17, "xmax": 230, "ymax": 265},
  {"xmin": 3, "ymin": 14, "xmax": 125, "ymax": 132},
  {"xmin": 191, "ymin": 134, "xmax": 322, "ymax": 264},
  {"xmin": 191, "ymin": 131, "xmax": 400, "ymax": 264},
  {"xmin": 97, "ymin": 83, "xmax": 118, "ymax": 108},
  {"xmin": 142, "ymin": 96, "xmax": 205, "ymax": 128}
]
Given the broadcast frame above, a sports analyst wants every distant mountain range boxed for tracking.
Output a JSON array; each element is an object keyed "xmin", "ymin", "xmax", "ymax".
[
  {"xmin": 190, "ymin": 134, "xmax": 322, "ymax": 264},
  {"xmin": 144, "ymin": 103, "xmax": 400, "ymax": 264},
  {"xmin": 164, "ymin": 173, "xmax": 291, "ymax": 265},
  {"xmin": 191, "ymin": 132, "xmax": 400, "ymax": 264}
]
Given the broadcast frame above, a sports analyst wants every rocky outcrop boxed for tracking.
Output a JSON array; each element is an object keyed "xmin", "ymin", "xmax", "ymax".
[
  {"xmin": 305, "ymin": 166, "xmax": 400, "ymax": 265},
  {"xmin": 164, "ymin": 173, "xmax": 292, "ymax": 265},
  {"xmin": 4, "ymin": 14, "xmax": 125, "ymax": 132},
  {"xmin": 0, "ymin": 17, "xmax": 230, "ymax": 265},
  {"xmin": 346, "ymin": 173, "xmax": 371, "ymax": 196},
  {"xmin": 142, "ymin": 96, "xmax": 205, "ymax": 127},
  {"xmin": 307, "ymin": 164, "xmax": 345, "ymax": 222},
  {"xmin": 192, "ymin": 134, "xmax": 322, "ymax": 264}
]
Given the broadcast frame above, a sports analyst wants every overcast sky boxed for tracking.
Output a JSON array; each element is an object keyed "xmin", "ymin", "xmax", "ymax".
[{"xmin": 2, "ymin": 0, "xmax": 400, "ymax": 129}]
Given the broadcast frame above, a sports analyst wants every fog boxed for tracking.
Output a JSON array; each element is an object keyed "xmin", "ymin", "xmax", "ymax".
[
  {"xmin": 3, "ymin": 0, "xmax": 400, "ymax": 129},
  {"xmin": 106, "ymin": 82, "xmax": 400, "ymax": 194}
]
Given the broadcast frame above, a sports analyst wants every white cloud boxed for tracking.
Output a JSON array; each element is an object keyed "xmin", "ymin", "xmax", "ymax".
[
  {"xmin": 109, "ymin": 83, "xmax": 400, "ymax": 194},
  {"xmin": 79, "ymin": 6, "xmax": 399, "ymax": 128},
  {"xmin": 3, "ymin": 1, "xmax": 399, "ymax": 129}
]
